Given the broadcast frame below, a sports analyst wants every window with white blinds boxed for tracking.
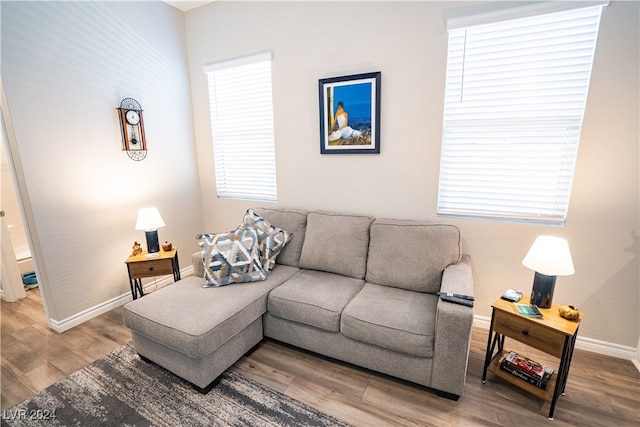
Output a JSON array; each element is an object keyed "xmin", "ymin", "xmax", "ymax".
[
  {"xmin": 204, "ymin": 52, "xmax": 277, "ymax": 202},
  {"xmin": 437, "ymin": 3, "xmax": 605, "ymax": 226}
]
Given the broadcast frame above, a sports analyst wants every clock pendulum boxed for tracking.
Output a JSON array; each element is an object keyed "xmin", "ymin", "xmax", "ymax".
[{"xmin": 130, "ymin": 125, "xmax": 138, "ymax": 146}]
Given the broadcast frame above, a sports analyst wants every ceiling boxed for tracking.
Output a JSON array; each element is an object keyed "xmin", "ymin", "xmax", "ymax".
[{"xmin": 162, "ymin": 0, "xmax": 215, "ymax": 12}]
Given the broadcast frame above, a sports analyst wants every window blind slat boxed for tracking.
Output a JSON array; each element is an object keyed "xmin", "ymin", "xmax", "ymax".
[
  {"xmin": 438, "ymin": 5, "xmax": 603, "ymax": 226},
  {"xmin": 205, "ymin": 54, "xmax": 277, "ymax": 202}
]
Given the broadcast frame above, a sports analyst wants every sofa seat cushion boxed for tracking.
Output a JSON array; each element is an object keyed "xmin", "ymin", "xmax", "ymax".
[
  {"xmin": 267, "ymin": 269, "xmax": 364, "ymax": 332},
  {"xmin": 123, "ymin": 265, "xmax": 299, "ymax": 359},
  {"xmin": 299, "ymin": 211, "xmax": 373, "ymax": 279},
  {"xmin": 366, "ymin": 218, "xmax": 462, "ymax": 293},
  {"xmin": 341, "ymin": 283, "xmax": 438, "ymax": 358}
]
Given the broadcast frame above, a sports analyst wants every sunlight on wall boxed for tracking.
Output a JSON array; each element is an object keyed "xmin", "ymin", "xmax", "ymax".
[{"xmin": 1, "ymin": 1, "xmax": 201, "ymax": 323}]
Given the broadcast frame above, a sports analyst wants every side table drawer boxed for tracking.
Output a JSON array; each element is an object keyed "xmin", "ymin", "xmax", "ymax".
[
  {"xmin": 493, "ymin": 309, "xmax": 565, "ymax": 357},
  {"xmin": 128, "ymin": 259, "xmax": 174, "ymax": 278}
]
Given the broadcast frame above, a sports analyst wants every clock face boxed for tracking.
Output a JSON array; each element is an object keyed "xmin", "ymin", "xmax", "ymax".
[{"xmin": 125, "ymin": 110, "xmax": 140, "ymax": 125}]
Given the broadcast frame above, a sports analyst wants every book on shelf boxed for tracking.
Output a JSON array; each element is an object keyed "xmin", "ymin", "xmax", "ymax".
[
  {"xmin": 500, "ymin": 362, "xmax": 553, "ymax": 389},
  {"xmin": 513, "ymin": 303, "xmax": 543, "ymax": 318},
  {"xmin": 501, "ymin": 289, "xmax": 523, "ymax": 302},
  {"xmin": 499, "ymin": 351, "xmax": 554, "ymax": 389}
]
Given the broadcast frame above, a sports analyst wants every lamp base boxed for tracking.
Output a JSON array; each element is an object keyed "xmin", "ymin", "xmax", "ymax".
[
  {"xmin": 145, "ymin": 230, "xmax": 160, "ymax": 253},
  {"xmin": 530, "ymin": 272, "xmax": 556, "ymax": 308}
]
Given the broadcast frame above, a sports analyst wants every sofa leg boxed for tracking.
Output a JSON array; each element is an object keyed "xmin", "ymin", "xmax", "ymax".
[
  {"xmin": 138, "ymin": 353, "xmax": 154, "ymax": 364},
  {"xmin": 137, "ymin": 352, "xmax": 221, "ymax": 394},
  {"xmin": 435, "ymin": 390, "xmax": 460, "ymax": 401},
  {"xmin": 191, "ymin": 376, "xmax": 221, "ymax": 394}
]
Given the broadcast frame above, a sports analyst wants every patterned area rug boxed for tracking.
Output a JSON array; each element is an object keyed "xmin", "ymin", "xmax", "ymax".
[{"xmin": 1, "ymin": 343, "xmax": 351, "ymax": 426}]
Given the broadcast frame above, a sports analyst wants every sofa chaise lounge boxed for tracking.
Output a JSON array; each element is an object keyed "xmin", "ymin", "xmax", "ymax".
[{"xmin": 123, "ymin": 208, "xmax": 474, "ymax": 399}]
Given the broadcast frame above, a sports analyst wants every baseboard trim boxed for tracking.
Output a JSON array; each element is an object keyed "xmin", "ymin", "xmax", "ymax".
[
  {"xmin": 49, "ymin": 265, "xmax": 194, "ymax": 333},
  {"xmin": 46, "ymin": 286, "xmax": 639, "ymax": 371},
  {"xmin": 473, "ymin": 315, "xmax": 639, "ymax": 368}
]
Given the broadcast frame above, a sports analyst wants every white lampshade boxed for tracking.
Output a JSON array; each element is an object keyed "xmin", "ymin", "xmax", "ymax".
[
  {"xmin": 135, "ymin": 207, "xmax": 165, "ymax": 231},
  {"xmin": 522, "ymin": 236, "xmax": 575, "ymax": 276}
]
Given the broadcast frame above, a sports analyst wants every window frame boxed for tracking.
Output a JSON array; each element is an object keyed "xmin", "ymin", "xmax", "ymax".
[
  {"xmin": 437, "ymin": 2, "xmax": 607, "ymax": 226},
  {"xmin": 203, "ymin": 51, "xmax": 278, "ymax": 203}
]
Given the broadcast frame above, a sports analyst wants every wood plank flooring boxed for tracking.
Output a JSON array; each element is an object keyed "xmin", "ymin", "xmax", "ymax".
[
  {"xmin": 1, "ymin": 288, "xmax": 131, "ymax": 410},
  {"xmin": 2, "ymin": 288, "xmax": 639, "ymax": 426}
]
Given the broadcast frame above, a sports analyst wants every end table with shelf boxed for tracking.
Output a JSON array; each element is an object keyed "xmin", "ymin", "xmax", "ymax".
[
  {"xmin": 125, "ymin": 247, "xmax": 180, "ymax": 299},
  {"xmin": 481, "ymin": 297, "xmax": 583, "ymax": 420}
]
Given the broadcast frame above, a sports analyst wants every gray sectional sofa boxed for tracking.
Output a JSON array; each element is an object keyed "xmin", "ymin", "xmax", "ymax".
[{"xmin": 123, "ymin": 208, "xmax": 474, "ymax": 399}]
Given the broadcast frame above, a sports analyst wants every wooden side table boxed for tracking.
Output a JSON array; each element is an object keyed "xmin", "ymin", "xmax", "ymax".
[
  {"xmin": 125, "ymin": 247, "xmax": 180, "ymax": 299},
  {"xmin": 481, "ymin": 298, "xmax": 583, "ymax": 420}
]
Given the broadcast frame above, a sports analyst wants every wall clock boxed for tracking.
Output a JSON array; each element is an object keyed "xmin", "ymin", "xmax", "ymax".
[{"xmin": 117, "ymin": 98, "xmax": 147, "ymax": 161}]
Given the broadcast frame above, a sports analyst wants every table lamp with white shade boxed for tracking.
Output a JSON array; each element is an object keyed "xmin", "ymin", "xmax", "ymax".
[
  {"xmin": 522, "ymin": 236, "xmax": 575, "ymax": 308},
  {"xmin": 135, "ymin": 207, "xmax": 165, "ymax": 257}
]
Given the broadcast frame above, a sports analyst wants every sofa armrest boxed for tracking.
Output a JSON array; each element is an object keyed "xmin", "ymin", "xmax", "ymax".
[
  {"xmin": 430, "ymin": 255, "xmax": 474, "ymax": 398},
  {"xmin": 192, "ymin": 250, "xmax": 205, "ymax": 278},
  {"xmin": 440, "ymin": 254, "xmax": 473, "ymax": 297}
]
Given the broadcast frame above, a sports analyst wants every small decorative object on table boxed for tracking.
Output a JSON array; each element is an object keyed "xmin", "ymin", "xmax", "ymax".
[
  {"xmin": 501, "ymin": 288, "xmax": 523, "ymax": 302},
  {"xmin": 131, "ymin": 241, "xmax": 142, "ymax": 256},
  {"xmin": 162, "ymin": 241, "xmax": 173, "ymax": 251},
  {"xmin": 558, "ymin": 305, "xmax": 580, "ymax": 320},
  {"xmin": 513, "ymin": 303, "xmax": 543, "ymax": 318}
]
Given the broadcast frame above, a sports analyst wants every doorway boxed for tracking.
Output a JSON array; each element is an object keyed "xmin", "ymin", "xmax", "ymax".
[
  {"xmin": 0, "ymin": 84, "xmax": 48, "ymax": 318},
  {"xmin": 1, "ymin": 138, "xmax": 33, "ymax": 277},
  {"xmin": 1, "ymin": 111, "xmax": 28, "ymax": 301}
]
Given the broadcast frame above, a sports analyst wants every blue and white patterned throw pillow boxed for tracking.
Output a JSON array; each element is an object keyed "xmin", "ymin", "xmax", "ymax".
[
  {"xmin": 197, "ymin": 226, "xmax": 266, "ymax": 287},
  {"xmin": 242, "ymin": 209, "xmax": 293, "ymax": 272}
]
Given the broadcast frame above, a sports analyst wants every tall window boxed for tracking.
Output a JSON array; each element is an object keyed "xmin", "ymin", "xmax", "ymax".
[
  {"xmin": 204, "ymin": 52, "xmax": 277, "ymax": 202},
  {"xmin": 437, "ymin": 3, "xmax": 606, "ymax": 226}
]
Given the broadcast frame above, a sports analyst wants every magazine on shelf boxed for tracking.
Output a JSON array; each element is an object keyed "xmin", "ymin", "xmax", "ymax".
[
  {"xmin": 513, "ymin": 303, "xmax": 543, "ymax": 318},
  {"xmin": 500, "ymin": 351, "xmax": 554, "ymax": 389}
]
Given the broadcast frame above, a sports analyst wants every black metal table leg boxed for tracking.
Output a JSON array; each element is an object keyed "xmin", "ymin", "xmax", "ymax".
[
  {"xmin": 482, "ymin": 308, "xmax": 497, "ymax": 383},
  {"xmin": 129, "ymin": 278, "xmax": 144, "ymax": 299}
]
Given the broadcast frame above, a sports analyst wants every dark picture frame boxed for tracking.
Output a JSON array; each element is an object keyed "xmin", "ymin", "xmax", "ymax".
[{"xmin": 318, "ymin": 71, "xmax": 381, "ymax": 154}]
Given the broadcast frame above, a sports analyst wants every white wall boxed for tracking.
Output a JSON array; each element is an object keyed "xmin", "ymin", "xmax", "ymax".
[
  {"xmin": 1, "ymin": 1, "xmax": 204, "ymax": 324},
  {"xmin": 185, "ymin": 1, "xmax": 639, "ymax": 351},
  {"xmin": 1, "ymin": 0, "xmax": 637, "ymax": 354}
]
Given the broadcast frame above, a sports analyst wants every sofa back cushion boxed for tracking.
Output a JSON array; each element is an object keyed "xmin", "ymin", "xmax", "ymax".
[
  {"xmin": 253, "ymin": 208, "xmax": 308, "ymax": 268},
  {"xmin": 366, "ymin": 218, "xmax": 462, "ymax": 293},
  {"xmin": 299, "ymin": 211, "xmax": 373, "ymax": 279}
]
